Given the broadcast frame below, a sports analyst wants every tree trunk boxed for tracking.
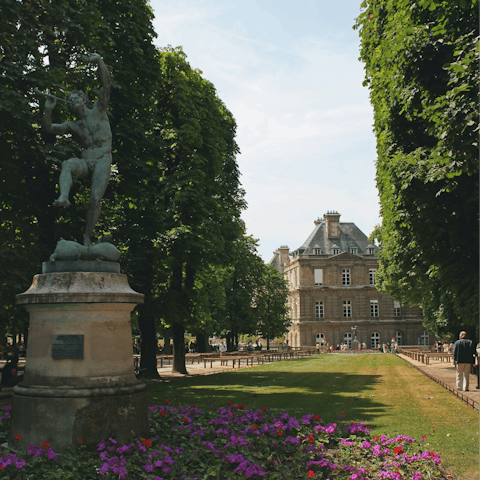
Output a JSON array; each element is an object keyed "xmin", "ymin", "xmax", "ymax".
[
  {"xmin": 163, "ymin": 330, "xmax": 172, "ymax": 355},
  {"xmin": 226, "ymin": 332, "xmax": 233, "ymax": 352},
  {"xmin": 138, "ymin": 305, "xmax": 160, "ymax": 379},
  {"xmin": 172, "ymin": 322, "xmax": 187, "ymax": 374},
  {"xmin": 168, "ymin": 262, "xmax": 187, "ymax": 374},
  {"xmin": 136, "ymin": 256, "xmax": 160, "ymax": 379},
  {"xmin": 266, "ymin": 335, "xmax": 270, "ymax": 351},
  {"xmin": 196, "ymin": 331, "xmax": 208, "ymax": 353}
]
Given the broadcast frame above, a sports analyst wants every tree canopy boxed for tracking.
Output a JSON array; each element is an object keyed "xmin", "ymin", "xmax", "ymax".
[
  {"xmin": 0, "ymin": 1, "xmax": 246, "ymax": 374},
  {"xmin": 0, "ymin": 0, "xmax": 161, "ymax": 343},
  {"xmin": 356, "ymin": 0, "xmax": 479, "ymax": 336}
]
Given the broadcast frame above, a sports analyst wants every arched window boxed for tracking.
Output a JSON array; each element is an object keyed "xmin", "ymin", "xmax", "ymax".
[
  {"xmin": 316, "ymin": 333, "xmax": 325, "ymax": 345},
  {"xmin": 395, "ymin": 331, "xmax": 403, "ymax": 345},
  {"xmin": 371, "ymin": 332, "xmax": 380, "ymax": 349},
  {"xmin": 344, "ymin": 332, "xmax": 352, "ymax": 349}
]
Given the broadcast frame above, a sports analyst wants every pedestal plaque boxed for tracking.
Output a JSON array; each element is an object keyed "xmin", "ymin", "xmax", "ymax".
[{"xmin": 52, "ymin": 335, "xmax": 84, "ymax": 359}]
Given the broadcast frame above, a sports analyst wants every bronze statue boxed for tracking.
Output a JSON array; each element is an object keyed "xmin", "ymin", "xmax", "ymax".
[{"xmin": 41, "ymin": 53, "xmax": 112, "ymax": 246}]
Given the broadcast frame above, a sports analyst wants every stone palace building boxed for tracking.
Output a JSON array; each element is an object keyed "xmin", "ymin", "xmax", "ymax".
[{"xmin": 269, "ymin": 212, "xmax": 431, "ymax": 349}]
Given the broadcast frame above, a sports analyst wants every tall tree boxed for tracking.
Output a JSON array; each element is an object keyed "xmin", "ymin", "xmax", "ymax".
[
  {"xmin": 154, "ymin": 47, "xmax": 245, "ymax": 373},
  {"xmin": 255, "ymin": 264, "xmax": 291, "ymax": 350},
  {"xmin": 355, "ymin": 0, "xmax": 479, "ymax": 337},
  {"xmin": 1, "ymin": 3, "xmax": 245, "ymax": 378},
  {"xmin": 221, "ymin": 235, "xmax": 266, "ymax": 350}
]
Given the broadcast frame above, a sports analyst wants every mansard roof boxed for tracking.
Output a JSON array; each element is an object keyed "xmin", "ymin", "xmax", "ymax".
[
  {"xmin": 293, "ymin": 220, "xmax": 380, "ymax": 256},
  {"xmin": 268, "ymin": 250, "xmax": 283, "ymax": 271}
]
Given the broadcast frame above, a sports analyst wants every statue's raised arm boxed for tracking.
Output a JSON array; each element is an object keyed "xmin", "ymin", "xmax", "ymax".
[{"xmin": 83, "ymin": 53, "xmax": 111, "ymax": 111}]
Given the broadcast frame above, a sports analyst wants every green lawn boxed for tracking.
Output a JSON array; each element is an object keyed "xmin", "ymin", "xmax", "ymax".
[{"xmin": 146, "ymin": 353, "xmax": 479, "ymax": 479}]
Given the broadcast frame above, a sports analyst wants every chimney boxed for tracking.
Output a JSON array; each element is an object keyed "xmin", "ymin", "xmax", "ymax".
[
  {"xmin": 278, "ymin": 245, "xmax": 290, "ymax": 266},
  {"xmin": 324, "ymin": 211, "xmax": 341, "ymax": 239}
]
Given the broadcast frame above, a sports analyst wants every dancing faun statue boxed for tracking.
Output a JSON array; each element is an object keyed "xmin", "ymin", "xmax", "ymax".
[{"xmin": 41, "ymin": 53, "xmax": 112, "ymax": 247}]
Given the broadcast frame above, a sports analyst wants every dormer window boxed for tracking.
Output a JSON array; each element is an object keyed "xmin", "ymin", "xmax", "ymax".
[
  {"xmin": 332, "ymin": 244, "xmax": 340, "ymax": 255},
  {"xmin": 314, "ymin": 248, "xmax": 322, "ymax": 255},
  {"xmin": 368, "ymin": 248, "xmax": 375, "ymax": 255},
  {"xmin": 350, "ymin": 247, "xmax": 358, "ymax": 254}
]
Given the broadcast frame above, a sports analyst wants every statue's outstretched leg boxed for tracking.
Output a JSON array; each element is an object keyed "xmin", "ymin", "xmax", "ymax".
[
  {"xmin": 84, "ymin": 156, "xmax": 111, "ymax": 246},
  {"xmin": 54, "ymin": 158, "xmax": 88, "ymax": 208}
]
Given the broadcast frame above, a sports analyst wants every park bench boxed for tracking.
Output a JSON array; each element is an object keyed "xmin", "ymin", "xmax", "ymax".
[{"xmin": 423, "ymin": 352, "xmax": 453, "ymax": 365}]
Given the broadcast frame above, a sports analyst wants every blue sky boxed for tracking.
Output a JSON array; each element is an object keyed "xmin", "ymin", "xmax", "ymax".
[{"xmin": 149, "ymin": 0, "xmax": 380, "ymax": 261}]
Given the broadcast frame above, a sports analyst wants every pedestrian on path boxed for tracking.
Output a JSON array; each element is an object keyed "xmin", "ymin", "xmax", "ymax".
[
  {"xmin": 476, "ymin": 343, "xmax": 480, "ymax": 389},
  {"xmin": 452, "ymin": 331, "xmax": 477, "ymax": 391}
]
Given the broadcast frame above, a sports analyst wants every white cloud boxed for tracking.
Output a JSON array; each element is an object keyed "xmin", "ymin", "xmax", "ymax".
[{"xmin": 149, "ymin": 0, "xmax": 380, "ymax": 261}]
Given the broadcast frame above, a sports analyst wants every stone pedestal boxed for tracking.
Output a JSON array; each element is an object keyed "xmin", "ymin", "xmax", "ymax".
[{"xmin": 11, "ymin": 269, "xmax": 148, "ymax": 452}]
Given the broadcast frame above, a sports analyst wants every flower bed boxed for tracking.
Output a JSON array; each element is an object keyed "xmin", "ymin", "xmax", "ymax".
[{"xmin": 0, "ymin": 402, "xmax": 445, "ymax": 479}]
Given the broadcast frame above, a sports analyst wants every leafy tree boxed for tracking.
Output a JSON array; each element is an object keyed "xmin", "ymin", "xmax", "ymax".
[
  {"xmin": 1, "ymin": 3, "xmax": 245, "ymax": 378},
  {"xmin": 0, "ymin": 0, "xmax": 166, "ymax": 374},
  {"xmin": 355, "ymin": 0, "xmax": 479, "ymax": 337},
  {"xmin": 255, "ymin": 264, "xmax": 291, "ymax": 350},
  {"xmin": 367, "ymin": 224, "xmax": 383, "ymax": 248},
  {"xmin": 221, "ymin": 234, "xmax": 266, "ymax": 350},
  {"xmin": 153, "ymin": 47, "xmax": 245, "ymax": 373}
]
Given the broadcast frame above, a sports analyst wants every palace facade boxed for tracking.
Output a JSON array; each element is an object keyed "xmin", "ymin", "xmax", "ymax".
[{"xmin": 269, "ymin": 212, "xmax": 431, "ymax": 349}]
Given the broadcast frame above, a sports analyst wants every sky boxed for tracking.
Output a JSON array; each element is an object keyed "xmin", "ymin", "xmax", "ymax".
[{"xmin": 149, "ymin": 0, "xmax": 381, "ymax": 261}]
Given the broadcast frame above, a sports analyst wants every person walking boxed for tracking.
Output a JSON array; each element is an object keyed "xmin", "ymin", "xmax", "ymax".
[
  {"xmin": 476, "ymin": 343, "xmax": 480, "ymax": 390},
  {"xmin": 453, "ymin": 331, "xmax": 477, "ymax": 391},
  {"xmin": 0, "ymin": 355, "xmax": 23, "ymax": 388}
]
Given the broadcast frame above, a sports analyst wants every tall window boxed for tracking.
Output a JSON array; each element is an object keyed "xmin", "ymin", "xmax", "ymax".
[
  {"xmin": 420, "ymin": 331, "xmax": 429, "ymax": 346},
  {"xmin": 370, "ymin": 300, "xmax": 379, "ymax": 317},
  {"xmin": 342, "ymin": 269, "xmax": 351, "ymax": 286},
  {"xmin": 371, "ymin": 332, "xmax": 380, "ymax": 349},
  {"xmin": 350, "ymin": 247, "xmax": 358, "ymax": 254},
  {"xmin": 395, "ymin": 331, "xmax": 403, "ymax": 345},
  {"xmin": 343, "ymin": 301, "xmax": 352, "ymax": 318},
  {"xmin": 315, "ymin": 301, "xmax": 324, "ymax": 318},
  {"xmin": 316, "ymin": 333, "xmax": 325, "ymax": 345},
  {"xmin": 369, "ymin": 269, "xmax": 376, "ymax": 285},
  {"xmin": 314, "ymin": 269, "xmax": 323, "ymax": 286},
  {"xmin": 394, "ymin": 301, "xmax": 401, "ymax": 317},
  {"xmin": 343, "ymin": 332, "xmax": 352, "ymax": 349}
]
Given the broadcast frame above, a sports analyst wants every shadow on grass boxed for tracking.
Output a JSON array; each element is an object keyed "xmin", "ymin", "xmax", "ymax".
[{"xmin": 146, "ymin": 360, "xmax": 389, "ymax": 426}]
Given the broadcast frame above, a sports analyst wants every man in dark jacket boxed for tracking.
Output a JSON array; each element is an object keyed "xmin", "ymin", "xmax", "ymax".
[
  {"xmin": 453, "ymin": 331, "xmax": 477, "ymax": 391},
  {"xmin": 0, "ymin": 355, "xmax": 22, "ymax": 387}
]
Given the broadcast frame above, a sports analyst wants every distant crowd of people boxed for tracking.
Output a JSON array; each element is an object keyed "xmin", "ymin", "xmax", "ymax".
[
  {"xmin": 434, "ymin": 340, "xmax": 453, "ymax": 354},
  {"xmin": 314, "ymin": 339, "xmax": 399, "ymax": 353}
]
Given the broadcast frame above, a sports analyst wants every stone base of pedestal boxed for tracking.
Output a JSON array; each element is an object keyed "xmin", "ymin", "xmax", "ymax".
[
  {"xmin": 13, "ymin": 271, "xmax": 148, "ymax": 452},
  {"xmin": 10, "ymin": 387, "xmax": 148, "ymax": 451}
]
